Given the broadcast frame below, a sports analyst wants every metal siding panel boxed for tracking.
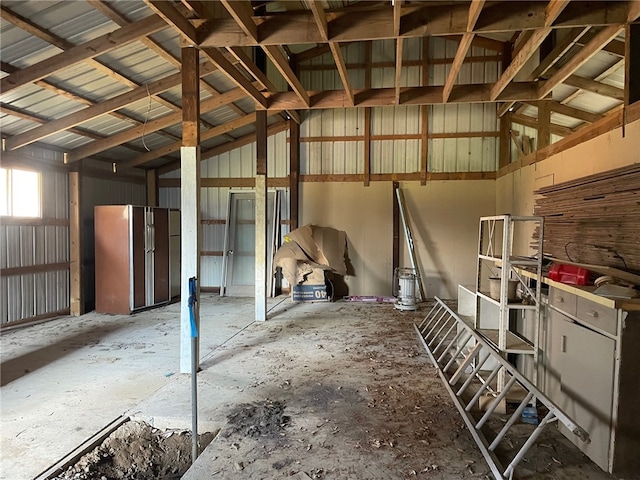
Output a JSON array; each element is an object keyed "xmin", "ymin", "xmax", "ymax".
[
  {"xmin": 483, "ymin": 137, "xmax": 498, "ymax": 171},
  {"xmin": 21, "ymin": 273, "xmax": 35, "ymax": 319},
  {"xmin": 428, "ymin": 139, "xmax": 442, "ymax": 172},
  {"xmin": 20, "ymin": 226, "xmax": 35, "ymax": 267},
  {"xmin": 1, "ymin": 276, "xmax": 7, "ymax": 324},
  {"xmin": 6, "ymin": 227, "xmax": 20, "ymax": 268},
  {"xmin": 332, "ymin": 141, "xmax": 346, "ymax": 174},
  {"xmin": 7, "ymin": 276, "xmax": 21, "ymax": 323},
  {"xmin": 35, "ymin": 272, "xmax": 46, "ymax": 315},
  {"xmin": 443, "ymin": 138, "xmax": 459, "ymax": 171},
  {"xmin": 0, "ymin": 225, "xmax": 7, "ymax": 269}
]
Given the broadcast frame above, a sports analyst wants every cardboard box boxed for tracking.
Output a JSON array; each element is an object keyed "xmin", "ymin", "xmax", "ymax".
[{"xmin": 273, "ymin": 224, "xmax": 347, "ymax": 302}]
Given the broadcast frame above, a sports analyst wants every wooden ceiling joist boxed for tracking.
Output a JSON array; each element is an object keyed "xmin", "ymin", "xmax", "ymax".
[
  {"xmin": 539, "ymin": 24, "xmax": 623, "ymax": 99},
  {"xmin": 0, "ymin": 14, "xmax": 166, "ymax": 94},
  {"xmin": 5, "ymin": 63, "xmax": 217, "ymax": 151},
  {"xmin": 197, "ymin": 2, "xmax": 626, "ymax": 48},
  {"xmin": 66, "ymin": 87, "xmax": 248, "ymax": 163}
]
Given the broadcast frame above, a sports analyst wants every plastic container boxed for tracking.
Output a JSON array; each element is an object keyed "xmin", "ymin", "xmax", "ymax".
[{"xmin": 548, "ymin": 263, "xmax": 589, "ymax": 286}]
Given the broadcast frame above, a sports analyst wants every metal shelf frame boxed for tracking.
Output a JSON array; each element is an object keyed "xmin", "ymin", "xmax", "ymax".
[{"xmin": 476, "ymin": 215, "xmax": 544, "ymax": 390}]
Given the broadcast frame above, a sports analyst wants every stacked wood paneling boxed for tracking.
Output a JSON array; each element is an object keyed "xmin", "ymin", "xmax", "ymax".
[{"xmin": 533, "ymin": 164, "xmax": 640, "ymax": 272}]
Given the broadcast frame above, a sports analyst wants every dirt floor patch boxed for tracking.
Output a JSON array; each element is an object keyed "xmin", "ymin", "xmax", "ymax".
[
  {"xmin": 50, "ymin": 421, "xmax": 216, "ymax": 480},
  {"xmin": 224, "ymin": 400, "xmax": 290, "ymax": 440}
]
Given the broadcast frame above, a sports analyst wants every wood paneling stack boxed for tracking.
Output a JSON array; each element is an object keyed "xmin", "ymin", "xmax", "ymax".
[{"xmin": 533, "ymin": 164, "xmax": 640, "ymax": 273}]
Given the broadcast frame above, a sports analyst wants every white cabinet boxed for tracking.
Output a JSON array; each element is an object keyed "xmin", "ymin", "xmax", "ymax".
[{"xmin": 544, "ymin": 284, "xmax": 640, "ymax": 475}]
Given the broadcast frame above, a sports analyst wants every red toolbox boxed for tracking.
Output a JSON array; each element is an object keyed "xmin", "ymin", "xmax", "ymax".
[{"xmin": 548, "ymin": 263, "xmax": 590, "ymax": 285}]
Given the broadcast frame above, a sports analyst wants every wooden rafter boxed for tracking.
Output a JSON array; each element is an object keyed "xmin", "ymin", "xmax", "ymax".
[
  {"xmin": 199, "ymin": 2, "xmax": 627, "ymax": 47},
  {"xmin": 66, "ymin": 87, "xmax": 248, "ymax": 163},
  {"xmin": 262, "ymin": 45, "xmax": 311, "ymax": 107},
  {"xmin": 329, "ymin": 42, "xmax": 354, "ymax": 106},
  {"xmin": 539, "ymin": 25, "xmax": 623, "ymax": 99},
  {"xmin": 563, "ymin": 75, "xmax": 625, "ymax": 101},
  {"xmin": 145, "ymin": 0, "xmax": 198, "ymax": 45},
  {"xmin": 5, "ymin": 63, "xmax": 217, "ymax": 151},
  {"xmin": 0, "ymin": 14, "xmax": 166, "ymax": 94},
  {"xmin": 201, "ymin": 47, "xmax": 268, "ymax": 108},
  {"xmin": 525, "ymin": 101, "xmax": 601, "ymax": 124},
  {"xmin": 442, "ymin": 0, "xmax": 485, "ymax": 104},
  {"xmin": 395, "ymin": 38, "xmax": 404, "ymax": 104}
]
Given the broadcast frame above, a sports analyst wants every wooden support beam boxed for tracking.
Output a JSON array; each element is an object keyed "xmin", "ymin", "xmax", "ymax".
[
  {"xmin": 219, "ymin": 0, "xmax": 258, "ymax": 40},
  {"xmin": 395, "ymin": 38, "xmax": 404, "ymax": 104},
  {"xmin": 499, "ymin": 113, "xmax": 512, "ymax": 168},
  {"xmin": 528, "ymin": 100, "xmax": 600, "ymax": 123},
  {"xmin": 226, "ymin": 46, "xmax": 275, "ymax": 91},
  {"xmin": 201, "ymin": 47, "xmax": 268, "ymax": 108},
  {"xmin": 307, "ymin": 1, "xmax": 328, "ymax": 41},
  {"xmin": 1, "ymin": 14, "xmax": 166, "ymax": 93},
  {"xmin": 329, "ymin": 42, "xmax": 354, "ymax": 106},
  {"xmin": 490, "ymin": 28, "xmax": 551, "ymax": 100},
  {"xmin": 179, "ymin": 46, "xmax": 201, "ymax": 373},
  {"xmin": 392, "ymin": 181, "xmax": 400, "ymax": 274},
  {"xmin": 146, "ymin": 0, "xmax": 199, "ymax": 45},
  {"xmin": 626, "ymin": 23, "xmax": 640, "ymax": 106},
  {"xmin": 263, "ymin": 45, "xmax": 310, "ymax": 107},
  {"xmin": 5, "ymin": 63, "xmax": 216, "ymax": 151},
  {"xmin": 562, "ymin": 74, "xmax": 625, "ymax": 101},
  {"xmin": 443, "ymin": 1, "xmax": 484, "ymax": 103},
  {"xmin": 538, "ymin": 24, "xmax": 623, "ymax": 99},
  {"xmin": 255, "ymin": 109, "xmax": 268, "ymax": 321},
  {"xmin": 530, "ymin": 27, "xmax": 589, "ymax": 81},
  {"xmin": 364, "ymin": 108, "xmax": 371, "ymax": 187},
  {"xmin": 69, "ymin": 168, "xmax": 83, "ymax": 316},
  {"xmin": 537, "ymin": 100, "xmax": 551, "ymax": 149},
  {"xmin": 511, "ymin": 113, "xmax": 574, "ymax": 137},
  {"xmin": 289, "ymin": 120, "xmax": 300, "ymax": 231},
  {"xmin": 420, "ymin": 36, "xmax": 429, "ymax": 186},
  {"xmin": 146, "ymin": 169, "xmax": 158, "ymax": 207},
  {"xmin": 67, "ymin": 87, "xmax": 247, "ymax": 162}
]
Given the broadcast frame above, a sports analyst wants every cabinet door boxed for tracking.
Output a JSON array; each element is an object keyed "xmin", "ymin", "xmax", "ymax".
[
  {"xmin": 152, "ymin": 208, "xmax": 170, "ymax": 304},
  {"xmin": 552, "ymin": 311, "xmax": 615, "ymax": 471},
  {"xmin": 131, "ymin": 206, "xmax": 146, "ymax": 310}
]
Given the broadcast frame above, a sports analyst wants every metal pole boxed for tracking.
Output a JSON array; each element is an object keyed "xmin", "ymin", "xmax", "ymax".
[
  {"xmin": 188, "ymin": 277, "xmax": 199, "ymax": 464},
  {"xmin": 395, "ymin": 188, "xmax": 426, "ymax": 300}
]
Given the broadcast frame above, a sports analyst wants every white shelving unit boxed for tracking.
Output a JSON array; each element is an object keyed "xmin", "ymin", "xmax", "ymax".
[{"xmin": 475, "ymin": 215, "xmax": 544, "ymax": 390}]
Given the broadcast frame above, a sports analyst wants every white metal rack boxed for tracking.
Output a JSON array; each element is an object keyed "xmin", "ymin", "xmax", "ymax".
[{"xmin": 475, "ymin": 215, "xmax": 544, "ymax": 390}]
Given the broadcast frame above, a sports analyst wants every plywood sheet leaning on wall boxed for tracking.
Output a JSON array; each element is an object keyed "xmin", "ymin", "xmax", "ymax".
[{"xmin": 533, "ymin": 164, "xmax": 640, "ymax": 274}]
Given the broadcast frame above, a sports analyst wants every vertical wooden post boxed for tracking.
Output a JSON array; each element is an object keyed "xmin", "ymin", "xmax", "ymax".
[
  {"xmin": 146, "ymin": 169, "xmax": 158, "ymax": 207},
  {"xmin": 499, "ymin": 113, "xmax": 512, "ymax": 168},
  {"xmin": 180, "ymin": 46, "xmax": 201, "ymax": 373},
  {"xmin": 421, "ymin": 36, "xmax": 429, "ymax": 185},
  {"xmin": 69, "ymin": 165, "xmax": 84, "ymax": 316},
  {"xmin": 626, "ymin": 23, "xmax": 640, "ymax": 107},
  {"xmin": 289, "ymin": 120, "xmax": 300, "ymax": 231},
  {"xmin": 537, "ymin": 101, "xmax": 551, "ymax": 150},
  {"xmin": 392, "ymin": 181, "xmax": 400, "ymax": 275},
  {"xmin": 255, "ymin": 110, "xmax": 268, "ymax": 321},
  {"xmin": 364, "ymin": 108, "xmax": 371, "ymax": 187}
]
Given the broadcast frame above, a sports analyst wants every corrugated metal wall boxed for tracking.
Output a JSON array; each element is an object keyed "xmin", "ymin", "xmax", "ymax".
[
  {"xmin": 1, "ymin": 146, "xmax": 69, "ymax": 325},
  {"xmin": 297, "ymin": 38, "xmax": 500, "ymax": 174},
  {"xmin": 159, "ymin": 130, "xmax": 290, "ymax": 289}
]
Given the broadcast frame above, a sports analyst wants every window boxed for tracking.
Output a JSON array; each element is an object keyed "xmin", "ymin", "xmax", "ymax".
[{"xmin": 0, "ymin": 167, "xmax": 41, "ymax": 217}]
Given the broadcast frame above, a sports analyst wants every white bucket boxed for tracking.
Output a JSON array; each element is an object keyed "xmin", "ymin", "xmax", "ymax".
[{"xmin": 489, "ymin": 277, "xmax": 518, "ymax": 301}]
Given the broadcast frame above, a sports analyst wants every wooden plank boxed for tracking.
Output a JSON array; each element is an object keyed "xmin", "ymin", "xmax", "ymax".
[
  {"xmin": 499, "ymin": 112, "xmax": 511, "ymax": 168},
  {"xmin": 263, "ymin": 45, "xmax": 310, "ymax": 107},
  {"xmin": 182, "ymin": 47, "xmax": 200, "ymax": 147},
  {"xmin": 395, "ymin": 38, "xmax": 404, "ymax": 104},
  {"xmin": 539, "ymin": 24, "xmax": 623, "ymax": 99},
  {"xmin": 219, "ymin": 0, "xmax": 258, "ymax": 40},
  {"xmin": 67, "ymin": 87, "xmax": 247, "ymax": 163},
  {"xmin": 5, "ymin": 63, "xmax": 216, "ymax": 151},
  {"xmin": 146, "ymin": 0, "xmax": 198, "ymax": 45},
  {"xmin": 226, "ymin": 46, "xmax": 275, "ymax": 91},
  {"xmin": 562, "ymin": 74, "xmax": 624, "ymax": 101},
  {"xmin": 364, "ymin": 108, "xmax": 371, "ymax": 187},
  {"xmin": 530, "ymin": 27, "xmax": 589, "ymax": 81},
  {"xmin": 199, "ymin": 3, "xmax": 628, "ymax": 47},
  {"xmin": 201, "ymin": 47, "xmax": 267, "ymax": 108},
  {"xmin": 256, "ymin": 111, "xmax": 267, "ymax": 176},
  {"xmin": 490, "ymin": 28, "xmax": 551, "ymax": 100},
  {"xmin": 307, "ymin": 0, "xmax": 328, "ymax": 41},
  {"xmin": 1, "ymin": 262, "xmax": 70, "ymax": 277},
  {"xmin": 329, "ymin": 42, "xmax": 354, "ymax": 106},
  {"xmin": 626, "ymin": 23, "xmax": 640, "ymax": 105},
  {"xmin": 1, "ymin": 14, "xmax": 166, "ymax": 94},
  {"xmin": 443, "ymin": 33, "xmax": 474, "ymax": 103},
  {"xmin": 289, "ymin": 121, "xmax": 300, "ymax": 230},
  {"xmin": 146, "ymin": 170, "xmax": 158, "ymax": 207},
  {"xmin": 537, "ymin": 100, "xmax": 551, "ymax": 150},
  {"xmin": 121, "ymin": 112, "xmax": 262, "ymax": 169},
  {"xmin": 392, "ymin": 182, "xmax": 400, "ymax": 273},
  {"xmin": 420, "ymin": 36, "xmax": 429, "ymax": 186},
  {"xmin": 534, "ymin": 100, "xmax": 600, "ymax": 123},
  {"xmin": 69, "ymin": 170, "xmax": 83, "ymax": 316}
]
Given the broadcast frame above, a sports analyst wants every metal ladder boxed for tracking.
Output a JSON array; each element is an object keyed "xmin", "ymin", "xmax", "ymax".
[{"xmin": 415, "ymin": 298, "xmax": 589, "ymax": 480}]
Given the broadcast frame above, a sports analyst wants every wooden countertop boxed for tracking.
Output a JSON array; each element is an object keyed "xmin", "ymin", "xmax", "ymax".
[{"xmin": 517, "ymin": 269, "xmax": 640, "ymax": 311}]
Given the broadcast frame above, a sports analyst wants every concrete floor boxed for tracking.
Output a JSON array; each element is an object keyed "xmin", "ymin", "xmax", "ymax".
[{"xmin": 0, "ymin": 296, "xmax": 625, "ymax": 480}]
